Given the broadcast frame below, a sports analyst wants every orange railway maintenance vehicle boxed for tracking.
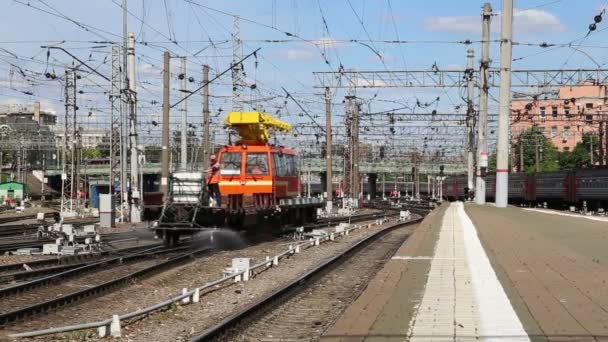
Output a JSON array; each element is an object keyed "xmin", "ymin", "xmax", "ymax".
[{"xmin": 152, "ymin": 111, "xmax": 322, "ymax": 245}]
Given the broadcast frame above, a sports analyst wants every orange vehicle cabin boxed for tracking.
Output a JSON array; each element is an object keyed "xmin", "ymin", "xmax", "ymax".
[{"xmin": 217, "ymin": 144, "xmax": 300, "ymax": 207}]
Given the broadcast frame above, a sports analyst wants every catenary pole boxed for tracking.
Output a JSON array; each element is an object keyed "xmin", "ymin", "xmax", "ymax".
[
  {"xmin": 127, "ymin": 32, "xmax": 141, "ymax": 222},
  {"xmin": 476, "ymin": 3, "xmax": 492, "ymax": 205},
  {"xmin": 161, "ymin": 52, "xmax": 170, "ymax": 199},
  {"xmin": 202, "ymin": 65, "xmax": 210, "ymax": 170},
  {"xmin": 466, "ymin": 48, "xmax": 475, "ymax": 196},
  {"xmin": 495, "ymin": 0, "xmax": 514, "ymax": 208},
  {"xmin": 325, "ymin": 87, "xmax": 333, "ymax": 212},
  {"xmin": 180, "ymin": 57, "xmax": 188, "ymax": 171}
]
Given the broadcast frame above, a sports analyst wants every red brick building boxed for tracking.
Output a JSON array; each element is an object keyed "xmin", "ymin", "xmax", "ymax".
[{"xmin": 511, "ymin": 81, "xmax": 608, "ymax": 154}]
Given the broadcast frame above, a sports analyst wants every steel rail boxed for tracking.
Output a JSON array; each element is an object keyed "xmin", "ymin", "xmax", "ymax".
[
  {"xmin": 0, "ymin": 245, "xmax": 171, "ymax": 299},
  {"xmin": 0, "ymin": 244, "xmax": 163, "ymax": 283},
  {"xmin": 190, "ymin": 216, "xmax": 423, "ymax": 341},
  {"xmin": 0, "ymin": 245, "xmax": 211, "ymax": 327},
  {"xmin": 9, "ymin": 213, "xmax": 412, "ymax": 339}
]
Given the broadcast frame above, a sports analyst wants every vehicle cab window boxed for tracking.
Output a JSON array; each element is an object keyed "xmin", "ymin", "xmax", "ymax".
[
  {"xmin": 220, "ymin": 152, "xmax": 242, "ymax": 176},
  {"xmin": 246, "ymin": 153, "xmax": 269, "ymax": 176}
]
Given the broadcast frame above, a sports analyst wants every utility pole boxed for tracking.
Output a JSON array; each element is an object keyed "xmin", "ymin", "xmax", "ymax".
[
  {"xmin": 122, "ymin": 0, "xmax": 129, "ymax": 218},
  {"xmin": 535, "ymin": 139, "xmax": 540, "ymax": 173},
  {"xmin": 352, "ymin": 99, "xmax": 360, "ymax": 201},
  {"xmin": 324, "ymin": 87, "xmax": 333, "ymax": 212},
  {"xmin": 590, "ymin": 135, "xmax": 594, "ymax": 165},
  {"xmin": 466, "ymin": 49, "xmax": 475, "ymax": 195},
  {"xmin": 599, "ymin": 121, "xmax": 604, "ymax": 166},
  {"xmin": 495, "ymin": 0, "xmax": 514, "ymax": 208},
  {"xmin": 519, "ymin": 139, "xmax": 524, "ymax": 172},
  {"xmin": 476, "ymin": 3, "xmax": 492, "ymax": 205},
  {"xmin": 180, "ymin": 57, "xmax": 188, "ymax": 171},
  {"xmin": 161, "ymin": 51, "xmax": 171, "ymax": 199},
  {"xmin": 127, "ymin": 32, "xmax": 141, "ymax": 222},
  {"xmin": 605, "ymin": 120, "xmax": 608, "ymax": 165},
  {"xmin": 307, "ymin": 166, "xmax": 311, "ymax": 198},
  {"xmin": 343, "ymin": 95, "xmax": 353, "ymax": 200},
  {"xmin": 202, "ymin": 65, "xmax": 210, "ymax": 171}
]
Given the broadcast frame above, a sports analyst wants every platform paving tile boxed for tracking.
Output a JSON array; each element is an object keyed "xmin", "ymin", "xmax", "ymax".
[{"xmin": 406, "ymin": 203, "xmax": 529, "ymax": 342}]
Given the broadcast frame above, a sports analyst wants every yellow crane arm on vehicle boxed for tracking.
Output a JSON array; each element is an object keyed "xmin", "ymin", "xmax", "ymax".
[{"xmin": 224, "ymin": 111, "xmax": 292, "ymax": 143}]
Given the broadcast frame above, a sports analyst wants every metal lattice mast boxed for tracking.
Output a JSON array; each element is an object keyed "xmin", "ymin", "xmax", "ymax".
[
  {"xmin": 61, "ymin": 70, "xmax": 77, "ymax": 216},
  {"xmin": 343, "ymin": 94, "xmax": 354, "ymax": 199},
  {"xmin": 231, "ymin": 17, "xmax": 244, "ymax": 111},
  {"xmin": 109, "ymin": 44, "xmax": 124, "ymax": 222}
]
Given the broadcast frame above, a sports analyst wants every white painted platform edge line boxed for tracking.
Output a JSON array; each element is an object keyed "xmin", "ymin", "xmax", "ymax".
[
  {"xmin": 457, "ymin": 202, "xmax": 530, "ymax": 342},
  {"xmin": 391, "ymin": 256, "xmax": 465, "ymax": 260},
  {"xmin": 522, "ymin": 208, "xmax": 608, "ymax": 222}
]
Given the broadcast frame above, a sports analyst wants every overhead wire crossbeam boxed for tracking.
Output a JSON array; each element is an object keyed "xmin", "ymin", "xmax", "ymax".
[{"xmin": 313, "ymin": 69, "xmax": 608, "ymax": 88}]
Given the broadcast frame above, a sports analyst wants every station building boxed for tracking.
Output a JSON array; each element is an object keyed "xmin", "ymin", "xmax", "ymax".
[{"xmin": 510, "ymin": 81, "xmax": 608, "ymax": 152}]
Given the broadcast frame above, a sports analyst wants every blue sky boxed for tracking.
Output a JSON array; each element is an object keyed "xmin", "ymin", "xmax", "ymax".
[{"xmin": 1, "ymin": 0, "xmax": 608, "ymax": 156}]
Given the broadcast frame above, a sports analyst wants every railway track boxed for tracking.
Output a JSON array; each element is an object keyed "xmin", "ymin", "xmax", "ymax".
[
  {"xmin": 0, "ymin": 244, "xmax": 162, "ymax": 284},
  {"xmin": 0, "ymin": 227, "xmax": 143, "ymax": 253},
  {"xmin": 191, "ymin": 216, "xmax": 422, "ymax": 341},
  {"xmin": 0, "ymin": 212, "xmax": 55, "ymax": 225},
  {"xmin": 0, "ymin": 244, "xmax": 209, "ymax": 326},
  {"xmin": 3, "ymin": 213, "xmax": 413, "ymax": 339},
  {"xmin": 0, "ymin": 216, "xmax": 99, "ymax": 238}
]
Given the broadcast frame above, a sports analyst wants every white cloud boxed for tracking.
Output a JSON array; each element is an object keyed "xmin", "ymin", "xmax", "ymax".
[
  {"xmin": 348, "ymin": 77, "xmax": 387, "ymax": 88},
  {"xmin": 273, "ymin": 48, "xmax": 315, "ymax": 61},
  {"xmin": 137, "ymin": 62, "xmax": 160, "ymax": 77},
  {"xmin": 444, "ymin": 63, "xmax": 464, "ymax": 70},
  {"xmin": 423, "ymin": 15, "xmax": 478, "ymax": 33},
  {"xmin": 514, "ymin": 9, "xmax": 565, "ymax": 33},
  {"xmin": 423, "ymin": 8, "xmax": 565, "ymax": 35},
  {"xmin": 312, "ymin": 37, "xmax": 343, "ymax": 49}
]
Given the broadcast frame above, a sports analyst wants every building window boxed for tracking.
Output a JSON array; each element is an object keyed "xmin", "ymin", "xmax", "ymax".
[
  {"xmin": 563, "ymin": 146, "xmax": 570, "ymax": 152},
  {"xmin": 539, "ymin": 107, "xmax": 546, "ymax": 119},
  {"xmin": 551, "ymin": 126, "xmax": 558, "ymax": 137},
  {"xmin": 586, "ymin": 115, "xmax": 593, "ymax": 123},
  {"xmin": 563, "ymin": 126, "xmax": 570, "ymax": 138},
  {"xmin": 564, "ymin": 106, "xmax": 571, "ymax": 117},
  {"xmin": 551, "ymin": 106, "xmax": 558, "ymax": 118},
  {"xmin": 586, "ymin": 103, "xmax": 594, "ymax": 109}
]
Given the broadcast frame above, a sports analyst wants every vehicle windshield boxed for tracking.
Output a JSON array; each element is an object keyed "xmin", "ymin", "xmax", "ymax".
[
  {"xmin": 220, "ymin": 152, "xmax": 241, "ymax": 175},
  {"xmin": 246, "ymin": 153, "xmax": 269, "ymax": 176}
]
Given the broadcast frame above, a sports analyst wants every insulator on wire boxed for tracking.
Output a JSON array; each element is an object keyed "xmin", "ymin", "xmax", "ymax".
[
  {"xmin": 594, "ymin": 14, "xmax": 602, "ymax": 23},
  {"xmin": 589, "ymin": 23, "xmax": 597, "ymax": 31}
]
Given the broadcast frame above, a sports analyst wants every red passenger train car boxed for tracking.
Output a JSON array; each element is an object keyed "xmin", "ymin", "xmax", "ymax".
[{"xmin": 443, "ymin": 169, "xmax": 608, "ymax": 209}]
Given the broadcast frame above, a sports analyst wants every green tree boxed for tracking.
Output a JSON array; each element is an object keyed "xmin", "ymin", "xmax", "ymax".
[
  {"xmin": 514, "ymin": 127, "xmax": 560, "ymax": 173},
  {"xmin": 558, "ymin": 133, "xmax": 599, "ymax": 169},
  {"xmin": 82, "ymin": 148, "xmax": 106, "ymax": 160},
  {"xmin": 488, "ymin": 152, "xmax": 497, "ymax": 173}
]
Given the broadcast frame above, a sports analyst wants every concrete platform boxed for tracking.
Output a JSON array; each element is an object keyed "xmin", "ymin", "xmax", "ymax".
[{"xmin": 322, "ymin": 202, "xmax": 608, "ymax": 341}]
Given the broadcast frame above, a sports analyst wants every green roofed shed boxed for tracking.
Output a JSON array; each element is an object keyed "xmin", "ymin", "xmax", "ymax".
[{"xmin": 0, "ymin": 182, "xmax": 25, "ymax": 200}]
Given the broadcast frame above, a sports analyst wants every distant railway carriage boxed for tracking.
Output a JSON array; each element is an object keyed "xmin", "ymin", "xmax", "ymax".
[{"xmin": 444, "ymin": 169, "xmax": 608, "ymax": 208}]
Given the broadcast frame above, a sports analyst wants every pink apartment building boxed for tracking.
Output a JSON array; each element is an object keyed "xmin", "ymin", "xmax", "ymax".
[{"xmin": 511, "ymin": 81, "xmax": 608, "ymax": 154}]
